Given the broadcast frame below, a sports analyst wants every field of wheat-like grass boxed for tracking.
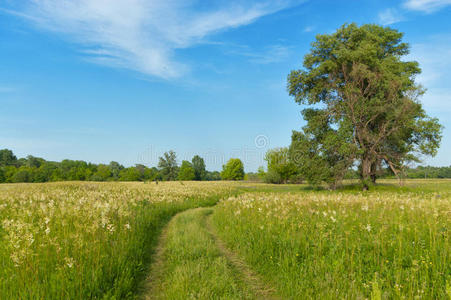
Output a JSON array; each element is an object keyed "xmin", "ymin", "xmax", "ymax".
[
  {"xmin": 212, "ymin": 182, "xmax": 451, "ymax": 299},
  {"xmin": 1, "ymin": 180, "xmax": 450, "ymax": 299},
  {"xmin": 0, "ymin": 181, "xmax": 236, "ymax": 299}
]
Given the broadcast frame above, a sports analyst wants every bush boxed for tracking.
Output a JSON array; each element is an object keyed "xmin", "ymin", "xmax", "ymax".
[{"xmin": 264, "ymin": 170, "xmax": 282, "ymax": 184}]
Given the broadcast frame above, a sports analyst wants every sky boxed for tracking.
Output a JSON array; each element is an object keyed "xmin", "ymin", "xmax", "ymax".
[{"xmin": 1, "ymin": 0, "xmax": 451, "ymax": 172}]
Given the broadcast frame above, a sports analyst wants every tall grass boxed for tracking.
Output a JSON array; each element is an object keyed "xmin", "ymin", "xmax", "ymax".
[
  {"xmin": 148, "ymin": 208, "xmax": 254, "ymax": 299},
  {"xmin": 0, "ymin": 181, "xmax": 235, "ymax": 299},
  {"xmin": 212, "ymin": 186, "xmax": 451, "ymax": 298}
]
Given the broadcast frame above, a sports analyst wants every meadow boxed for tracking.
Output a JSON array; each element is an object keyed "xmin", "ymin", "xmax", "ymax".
[
  {"xmin": 0, "ymin": 181, "xmax": 236, "ymax": 299},
  {"xmin": 213, "ymin": 180, "xmax": 451, "ymax": 299},
  {"xmin": 0, "ymin": 180, "xmax": 450, "ymax": 299}
]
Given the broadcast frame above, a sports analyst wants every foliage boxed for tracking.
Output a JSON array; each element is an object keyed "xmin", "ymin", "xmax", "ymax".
[
  {"xmin": 288, "ymin": 23, "xmax": 442, "ymax": 189},
  {"xmin": 178, "ymin": 160, "xmax": 196, "ymax": 181},
  {"xmin": 91, "ymin": 164, "xmax": 112, "ymax": 181},
  {"xmin": 220, "ymin": 158, "xmax": 244, "ymax": 180},
  {"xmin": 404, "ymin": 165, "xmax": 451, "ymax": 179},
  {"xmin": 11, "ymin": 167, "xmax": 33, "ymax": 183},
  {"xmin": 119, "ymin": 167, "xmax": 142, "ymax": 181},
  {"xmin": 0, "ymin": 149, "xmax": 222, "ymax": 183},
  {"xmin": 257, "ymin": 166, "xmax": 266, "ymax": 181},
  {"xmin": 205, "ymin": 171, "xmax": 221, "ymax": 181},
  {"xmin": 0, "ymin": 149, "xmax": 17, "ymax": 167},
  {"xmin": 264, "ymin": 147, "xmax": 298, "ymax": 184},
  {"xmin": 109, "ymin": 161, "xmax": 123, "ymax": 180},
  {"xmin": 290, "ymin": 123, "xmax": 353, "ymax": 188},
  {"xmin": 158, "ymin": 151, "xmax": 179, "ymax": 181},
  {"xmin": 192, "ymin": 155, "xmax": 207, "ymax": 181}
]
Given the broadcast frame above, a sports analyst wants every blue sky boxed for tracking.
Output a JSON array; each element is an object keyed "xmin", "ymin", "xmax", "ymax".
[{"xmin": 1, "ymin": 0, "xmax": 450, "ymax": 171}]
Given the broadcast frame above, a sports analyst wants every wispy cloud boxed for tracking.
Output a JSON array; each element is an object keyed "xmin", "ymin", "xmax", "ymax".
[
  {"xmin": 403, "ymin": 0, "xmax": 451, "ymax": 13},
  {"xmin": 378, "ymin": 8, "xmax": 404, "ymax": 25},
  {"xmin": 227, "ymin": 44, "xmax": 292, "ymax": 64},
  {"xmin": 4, "ymin": 0, "xmax": 296, "ymax": 79},
  {"xmin": 303, "ymin": 25, "xmax": 315, "ymax": 33}
]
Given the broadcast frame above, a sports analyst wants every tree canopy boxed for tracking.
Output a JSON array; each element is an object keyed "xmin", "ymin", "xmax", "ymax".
[
  {"xmin": 0, "ymin": 149, "xmax": 222, "ymax": 183},
  {"xmin": 158, "ymin": 151, "xmax": 179, "ymax": 181},
  {"xmin": 288, "ymin": 23, "xmax": 442, "ymax": 189},
  {"xmin": 192, "ymin": 155, "xmax": 206, "ymax": 181},
  {"xmin": 178, "ymin": 160, "xmax": 196, "ymax": 181},
  {"xmin": 0, "ymin": 149, "xmax": 17, "ymax": 167},
  {"xmin": 220, "ymin": 158, "xmax": 244, "ymax": 180},
  {"xmin": 264, "ymin": 148, "xmax": 298, "ymax": 184}
]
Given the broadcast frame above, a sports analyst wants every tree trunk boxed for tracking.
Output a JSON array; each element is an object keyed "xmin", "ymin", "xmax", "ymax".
[
  {"xmin": 361, "ymin": 156, "xmax": 372, "ymax": 191},
  {"xmin": 370, "ymin": 161, "xmax": 379, "ymax": 184},
  {"xmin": 370, "ymin": 174, "xmax": 377, "ymax": 184}
]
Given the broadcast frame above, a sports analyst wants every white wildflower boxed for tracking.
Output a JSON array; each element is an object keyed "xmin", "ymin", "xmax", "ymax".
[{"xmin": 65, "ymin": 257, "xmax": 75, "ymax": 268}]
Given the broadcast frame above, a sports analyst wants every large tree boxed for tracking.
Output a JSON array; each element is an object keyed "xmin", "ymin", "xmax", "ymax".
[
  {"xmin": 158, "ymin": 150, "xmax": 179, "ymax": 181},
  {"xmin": 288, "ymin": 23, "xmax": 442, "ymax": 189}
]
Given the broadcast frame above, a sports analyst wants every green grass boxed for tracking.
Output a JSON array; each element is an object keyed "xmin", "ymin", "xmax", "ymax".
[
  {"xmin": 212, "ymin": 181, "xmax": 451, "ymax": 299},
  {"xmin": 146, "ymin": 208, "xmax": 255, "ymax": 299},
  {"xmin": 1, "ymin": 180, "xmax": 449, "ymax": 299},
  {"xmin": 0, "ymin": 182, "xmax": 234, "ymax": 299}
]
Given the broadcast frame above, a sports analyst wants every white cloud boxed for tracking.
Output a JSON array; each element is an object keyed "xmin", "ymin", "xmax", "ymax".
[
  {"xmin": 378, "ymin": 8, "xmax": 404, "ymax": 25},
  {"xmin": 5, "ymin": 0, "xmax": 295, "ymax": 79},
  {"xmin": 404, "ymin": 0, "xmax": 451, "ymax": 13}
]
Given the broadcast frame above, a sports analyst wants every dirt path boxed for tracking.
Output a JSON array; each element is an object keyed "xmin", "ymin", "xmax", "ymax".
[
  {"xmin": 139, "ymin": 211, "xmax": 174, "ymax": 300},
  {"xmin": 140, "ymin": 207, "xmax": 278, "ymax": 300}
]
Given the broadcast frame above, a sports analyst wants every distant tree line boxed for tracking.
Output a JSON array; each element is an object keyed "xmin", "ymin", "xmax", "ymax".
[
  {"xmin": 0, "ymin": 149, "xmax": 245, "ymax": 183},
  {"xmin": 393, "ymin": 165, "xmax": 451, "ymax": 179}
]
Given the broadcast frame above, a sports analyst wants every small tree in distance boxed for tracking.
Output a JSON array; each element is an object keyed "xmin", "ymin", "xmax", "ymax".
[
  {"xmin": 178, "ymin": 160, "xmax": 196, "ymax": 181},
  {"xmin": 221, "ymin": 158, "xmax": 244, "ymax": 180},
  {"xmin": 158, "ymin": 150, "xmax": 179, "ymax": 181},
  {"xmin": 264, "ymin": 147, "xmax": 298, "ymax": 184},
  {"xmin": 192, "ymin": 155, "xmax": 206, "ymax": 181}
]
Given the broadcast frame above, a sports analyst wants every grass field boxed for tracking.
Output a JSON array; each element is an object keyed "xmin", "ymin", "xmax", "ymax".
[
  {"xmin": 213, "ymin": 180, "xmax": 451, "ymax": 299},
  {"xmin": 0, "ymin": 181, "xmax": 236, "ymax": 299},
  {"xmin": 0, "ymin": 180, "xmax": 450, "ymax": 299}
]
